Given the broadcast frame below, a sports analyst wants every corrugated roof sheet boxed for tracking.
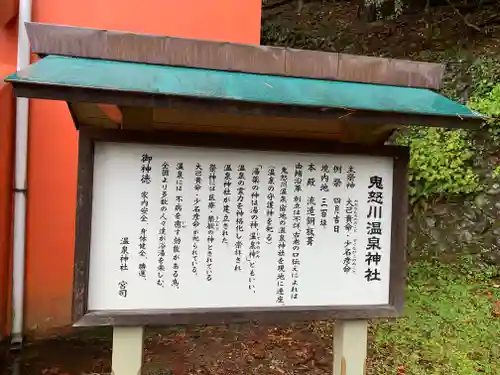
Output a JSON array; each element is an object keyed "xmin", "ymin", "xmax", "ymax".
[{"xmin": 6, "ymin": 55, "xmax": 484, "ymax": 120}]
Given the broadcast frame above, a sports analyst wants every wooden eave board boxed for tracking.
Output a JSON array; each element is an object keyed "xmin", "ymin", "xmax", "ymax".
[{"xmin": 24, "ymin": 22, "xmax": 445, "ymax": 90}]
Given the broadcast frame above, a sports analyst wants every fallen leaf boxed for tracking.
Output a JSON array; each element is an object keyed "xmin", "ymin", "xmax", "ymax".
[{"xmin": 492, "ymin": 300, "xmax": 500, "ymax": 317}]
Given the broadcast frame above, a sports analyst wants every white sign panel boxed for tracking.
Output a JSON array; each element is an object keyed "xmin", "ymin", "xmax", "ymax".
[{"xmin": 87, "ymin": 142, "xmax": 394, "ymax": 311}]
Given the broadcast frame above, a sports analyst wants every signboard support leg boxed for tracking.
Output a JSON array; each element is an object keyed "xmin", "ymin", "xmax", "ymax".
[
  {"xmin": 112, "ymin": 326, "xmax": 144, "ymax": 375},
  {"xmin": 333, "ymin": 320, "xmax": 368, "ymax": 375}
]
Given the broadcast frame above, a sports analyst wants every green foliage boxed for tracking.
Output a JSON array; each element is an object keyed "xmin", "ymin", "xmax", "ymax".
[
  {"xmin": 393, "ymin": 56, "xmax": 500, "ymax": 202},
  {"xmin": 469, "ymin": 83, "xmax": 500, "ymax": 142},
  {"xmin": 395, "ymin": 127, "xmax": 480, "ymax": 202},
  {"xmin": 493, "ymin": 165, "xmax": 500, "ymax": 179},
  {"xmin": 370, "ymin": 256, "xmax": 500, "ymax": 375},
  {"xmin": 469, "ymin": 57, "xmax": 500, "ymax": 99}
]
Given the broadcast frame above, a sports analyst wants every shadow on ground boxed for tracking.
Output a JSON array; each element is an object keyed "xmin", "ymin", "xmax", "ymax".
[{"xmin": 0, "ymin": 324, "xmax": 333, "ymax": 375}]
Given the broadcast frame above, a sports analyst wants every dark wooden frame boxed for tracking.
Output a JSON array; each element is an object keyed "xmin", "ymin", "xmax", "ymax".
[
  {"xmin": 9, "ymin": 82, "xmax": 482, "ymax": 130},
  {"xmin": 25, "ymin": 22, "xmax": 445, "ymax": 90},
  {"xmin": 73, "ymin": 126, "xmax": 409, "ymax": 327}
]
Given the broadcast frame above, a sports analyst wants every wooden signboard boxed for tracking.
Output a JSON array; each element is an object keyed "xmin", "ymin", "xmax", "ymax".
[
  {"xmin": 73, "ymin": 129, "xmax": 408, "ymax": 331},
  {"xmin": 6, "ymin": 22, "xmax": 484, "ymax": 375}
]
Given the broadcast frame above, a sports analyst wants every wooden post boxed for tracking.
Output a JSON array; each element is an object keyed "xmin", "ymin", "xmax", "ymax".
[
  {"xmin": 333, "ymin": 320, "xmax": 368, "ymax": 375},
  {"xmin": 112, "ymin": 326, "xmax": 144, "ymax": 375}
]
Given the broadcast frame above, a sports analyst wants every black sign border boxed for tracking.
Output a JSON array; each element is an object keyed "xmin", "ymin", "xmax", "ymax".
[{"xmin": 73, "ymin": 127, "xmax": 408, "ymax": 327}]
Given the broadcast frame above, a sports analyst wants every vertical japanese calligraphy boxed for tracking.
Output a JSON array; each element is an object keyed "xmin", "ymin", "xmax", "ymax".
[
  {"xmin": 89, "ymin": 142, "xmax": 397, "ymax": 312},
  {"xmin": 346, "ymin": 165, "xmax": 356, "ymax": 189},
  {"xmin": 332, "ymin": 164, "xmax": 342, "ymax": 235},
  {"xmin": 320, "ymin": 164, "xmax": 330, "ymax": 193},
  {"xmin": 345, "ymin": 199, "xmax": 354, "ymax": 233},
  {"xmin": 365, "ymin": 175, "xmax": 384, "ymax": 282},
  {"xmin": 118, "ymin": 280, "xmax": 128, "ymax": 298},
  {"xmin": 291, "ymin": 163, "xmax": 303, "ymax": 300},
  {"xmin": 192, "ymin": 163, "xmax": 202, "ymax": 275},
  {"xmin": 157, "ymin": 162, "xmax": 169, "ymax": 287},
  {"xmin": 343, "ymin": 197, "xmax": 359, "ymax": 275},
  {"xmin": 319, "ymin": 164, "xmax": 330, "ymax": 229},
  {"xmin": 351, "ymin": 199, "xmax": 359, "ymax": 273},
  {"xmin": 206, "ymin": 164, "xmax": 216, "ymax": 282},
  {"xmin": 343, "ymin": 199, "xmax": 354, "ymax": 273},
  {"xmin": 332, "ymin": 164, "xmax": 342, "ymax": 188},
  {"xmin": 139, "ymin": 153, "xmax": 152, "ymax": 280},
  {"xmin": 141, "ymin": 153, "xmax": 152, "ymax": 185},
  {"xmin": 276, "ymin": 166, "xmax": 289, "ymax": 304},
  {"xmin": 138, "ymin": 227, "xmax": 147, "ymax": 279},
  {"xmin": 265, "ymin": 166, "xmax": 276, "ymax": 245},
  {"xmin": 343, "ymin": 166, "xmax": 360, "ymax": 274},
  {"xmin": 234, "ymin": 165, "xmax": 246, "ymax": 272},
  {"xmin": 222, "ymin": 164, "xmax": 232, "ymax": 245},
  {"xmin": 248, "ymin": 166, "xmax": 262, "ymax": 292},
  {"xmin": 118, "ymin": 236, "xmax": 129, "ymax": 297},
  {"xmin": 172, "ymin": 162, "xmax": 184, "ymax": 288},
  {"xmin": 306, "ymin": 163, "xmax": 316, "ymax": 247},
  {"xmin": 119, "ymin": 237, "xmax": 129, "ymax": 272}
]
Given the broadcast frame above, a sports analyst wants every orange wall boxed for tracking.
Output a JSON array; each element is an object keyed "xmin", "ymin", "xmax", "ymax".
[
  {"xmin": 0, "ymin": 77, "xmax": 14, "ymax": 340},
  {"xmin": 1, "ymin": 0, "xmax": 261, "ymax": 334},
  {"xmin": 0, "ymin": 16, "xmax": 17, "ymax": 340}
]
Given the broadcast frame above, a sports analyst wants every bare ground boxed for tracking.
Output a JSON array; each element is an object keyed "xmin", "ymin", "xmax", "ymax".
[{"xmin": 2, "ymin": 323, "xmax": 338, "ymax": 375}]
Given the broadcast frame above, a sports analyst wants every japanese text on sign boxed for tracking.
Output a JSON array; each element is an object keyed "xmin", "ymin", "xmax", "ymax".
[{"xmin": 88, "ymin": 143, "xmax": 394, "ymax": 312}]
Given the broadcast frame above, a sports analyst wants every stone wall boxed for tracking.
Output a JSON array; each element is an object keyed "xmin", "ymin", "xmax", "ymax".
[{"xmin": 408, "ymin": 187, "xmax": 500, "ymax": 265}]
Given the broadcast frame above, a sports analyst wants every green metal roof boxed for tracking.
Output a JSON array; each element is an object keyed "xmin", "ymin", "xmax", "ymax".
[{"xmin": 6, "ymin": 55, "xmax": 483, "ymax": 120}]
